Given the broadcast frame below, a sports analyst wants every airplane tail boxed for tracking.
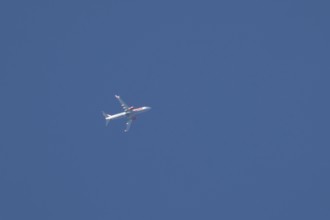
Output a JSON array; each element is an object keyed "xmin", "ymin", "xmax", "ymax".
[{"xmin": 102, "ymin": 111, "xmax": 111, "ymax": 126}]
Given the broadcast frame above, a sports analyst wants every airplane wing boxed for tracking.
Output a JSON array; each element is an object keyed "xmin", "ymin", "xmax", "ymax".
[
  {"xmin": 124, "ymin": 119, "xmax": 133, "ymax": 132},
  {"xmin": 115, "ymin": 95, "xmax": 129, "ymax": 111}
]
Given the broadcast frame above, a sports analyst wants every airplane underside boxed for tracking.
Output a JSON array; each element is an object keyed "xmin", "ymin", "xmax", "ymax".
[{"xmin": 102, "ymin": 95, "xmax": 151, "ymax": 132}]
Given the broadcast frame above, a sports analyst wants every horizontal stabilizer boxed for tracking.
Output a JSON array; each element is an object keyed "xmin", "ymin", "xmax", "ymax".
[{"xmin": 102, "ymin": 111, "xmax": 111, "ymax": 126}]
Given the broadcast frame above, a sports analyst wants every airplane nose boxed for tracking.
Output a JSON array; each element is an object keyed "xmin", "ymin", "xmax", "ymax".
[{"xmin": 145, "ymin": 106, "xmax": 151, "ymax": 111}]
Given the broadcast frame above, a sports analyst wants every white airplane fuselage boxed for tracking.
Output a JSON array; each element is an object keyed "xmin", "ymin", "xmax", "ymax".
[
  {"xmin": 103, "ymin": 95, "xmax": 151, "ymax": 132},
  {"xmin": 106, "ymin": 106, "xmax": 151, "ymax": 121}
]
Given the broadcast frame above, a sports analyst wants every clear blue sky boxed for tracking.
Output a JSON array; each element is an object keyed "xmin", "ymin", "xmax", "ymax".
[{"xmin": 1, "ymin": 0, "xmax": 329, "ymax": 219}]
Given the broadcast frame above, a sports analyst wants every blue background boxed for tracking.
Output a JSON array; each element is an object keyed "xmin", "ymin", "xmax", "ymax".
[{"xmin": 1, "ymin": 0, "xmax": 329, "ymax": 219}]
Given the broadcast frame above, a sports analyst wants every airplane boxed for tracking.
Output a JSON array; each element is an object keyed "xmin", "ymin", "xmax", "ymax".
[{"xmin": 102, "ymin": 95, "xmax": 151, "ymax": 132}]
